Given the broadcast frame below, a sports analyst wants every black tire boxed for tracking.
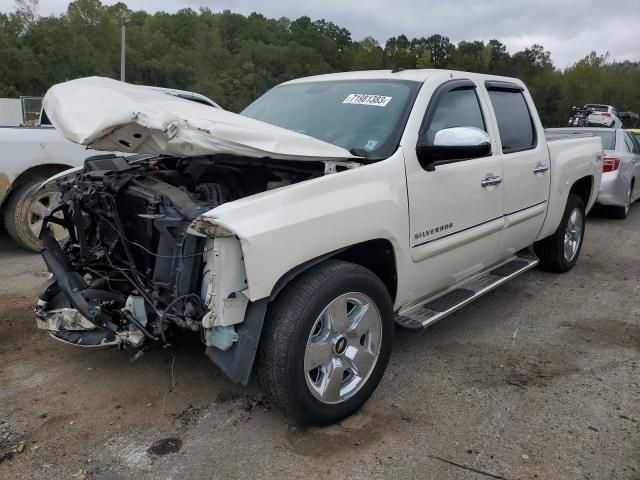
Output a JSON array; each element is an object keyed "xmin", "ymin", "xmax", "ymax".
[
  {"xmin": 534, "ymin": 194, "xmax": 585, "ymax": 273},
  {"xmin": 3, "ymin": 175, "xmax": 59, "ymax": 252},
  {"xmin": 608, "ymin": 183, "xmax": 632, "ymax": 220},
  {"xmin": 257, "ymin": 260, "xmax": 394, "ymax": 425}
]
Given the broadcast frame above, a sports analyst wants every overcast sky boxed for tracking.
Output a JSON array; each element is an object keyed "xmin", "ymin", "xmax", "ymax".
[{"xmin": 8, "ymin": 0, "xmax": 640, "ymax": 68}]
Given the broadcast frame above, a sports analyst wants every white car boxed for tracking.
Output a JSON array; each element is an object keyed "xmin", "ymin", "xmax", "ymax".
[
  {"xmin": 585, "ymin": 104, "xmax": 623, "ymax": 128},
  {"xmin": 0, "ymin": 84, "xmax": 219, "ymax": 251},
  {"xmin": 35, "ymin": 71, "xmax": 602, "ymax": 425}
]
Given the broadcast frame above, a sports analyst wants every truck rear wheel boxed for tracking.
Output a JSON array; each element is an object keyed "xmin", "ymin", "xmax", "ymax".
[
  {"xmin": 3, "ymin": 175, "xmax": 66, "ymax": 252},
  {"xmin": 258, "ymin": 260, "xmax": 394, "ymax": 425},
  {"xmin": 534, "ymin": 194, "xmax": 585, "ymax": 273}
]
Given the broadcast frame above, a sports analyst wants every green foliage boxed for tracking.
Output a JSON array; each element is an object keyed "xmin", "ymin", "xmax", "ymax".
[{"xmin": 1, "ymin": 0, "xmax": 639, "ymax": 126}]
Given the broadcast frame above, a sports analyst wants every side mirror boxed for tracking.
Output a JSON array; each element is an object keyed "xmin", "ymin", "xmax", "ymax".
[{"xmin": 416, "ymin": 127, "xmax": 491, "ymax": 171}]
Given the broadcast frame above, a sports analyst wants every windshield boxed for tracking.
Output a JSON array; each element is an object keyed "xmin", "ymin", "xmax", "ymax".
[
  {"xmin": 585, "ymin": 105, "xmax": 609, "ymax": 113},
  {"xmin": 241, "ymin": 79, "xmax": 421, "ymax": 159}
]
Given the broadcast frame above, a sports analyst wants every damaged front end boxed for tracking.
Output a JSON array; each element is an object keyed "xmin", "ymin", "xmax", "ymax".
[
  {"xmin": 34, "ymin": 151, "xmax": 324, "ymax": 381},
  {"xmin": 35, "ymin": 154, "xmax": 212, "ymax": 350}
]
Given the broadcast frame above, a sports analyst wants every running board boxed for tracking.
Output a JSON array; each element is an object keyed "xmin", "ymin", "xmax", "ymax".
[{"xmin": 396, "ymin": 250, "xmax": 539, "ymax": 330}]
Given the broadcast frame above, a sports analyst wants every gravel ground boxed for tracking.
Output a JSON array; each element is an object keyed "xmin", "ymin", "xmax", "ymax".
[{"xmin": 0, "ymin": 207, "xmax": 638, "ymax": 480}]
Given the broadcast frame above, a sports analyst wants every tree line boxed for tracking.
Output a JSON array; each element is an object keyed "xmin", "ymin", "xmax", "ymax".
[{"xmin": 1, "ymin": 0, "xmax": 639, "ymax": 127}]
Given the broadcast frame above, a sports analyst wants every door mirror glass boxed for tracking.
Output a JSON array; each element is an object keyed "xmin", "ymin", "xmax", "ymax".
[{"xmin": 417, "ymin": 126, "xmax": 491, "ymax": 171}]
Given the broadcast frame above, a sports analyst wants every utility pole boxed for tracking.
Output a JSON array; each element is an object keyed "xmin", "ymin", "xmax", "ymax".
[{"xmin": 120, "ymin": 15, "xmax": 131, "ymax": 82}]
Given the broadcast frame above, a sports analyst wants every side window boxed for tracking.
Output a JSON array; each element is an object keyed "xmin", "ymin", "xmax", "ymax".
[
  {"xmin": 423, "ymin": 87, "xmax": 486, "ymax": 144},
  {"xmin": 487, "ymin": 89, "xmax": 536, "ymax": 153},
  {"xmin": 623, "ymin": 133, "xmax": 637, "ymax": 154},
  {"xmin": 630, "ymin": 133, "xmax": 640, "ymax": 154}
]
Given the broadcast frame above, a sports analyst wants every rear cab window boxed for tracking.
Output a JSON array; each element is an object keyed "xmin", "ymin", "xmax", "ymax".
[{"xmin": 485, "ymin": 81, "xmax": 536, "ymax": 154}]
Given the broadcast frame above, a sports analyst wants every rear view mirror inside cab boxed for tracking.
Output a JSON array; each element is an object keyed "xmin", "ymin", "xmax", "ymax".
[{"xmin": 416, "ymin": 126, "xmax": 491, "ymax": 171}]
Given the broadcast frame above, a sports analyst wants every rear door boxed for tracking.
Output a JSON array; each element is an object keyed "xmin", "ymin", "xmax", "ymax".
[
  {"xmin": 482, "ymin": 81, "xmax": 550, "ymax": 256},
  {"xmin": 403, "ymin": 77, "xmax": 505, "ymax": 299}
]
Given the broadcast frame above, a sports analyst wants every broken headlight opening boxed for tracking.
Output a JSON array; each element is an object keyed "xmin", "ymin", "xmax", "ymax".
[{"xmin": 34, "ymin": 152, "xmax": 323, "ymax": 355}]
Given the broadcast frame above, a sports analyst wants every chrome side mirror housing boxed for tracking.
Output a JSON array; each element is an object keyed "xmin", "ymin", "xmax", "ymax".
[{"xmin": 416, "ymin": 126, "xmax": 491, "ymax": 171}]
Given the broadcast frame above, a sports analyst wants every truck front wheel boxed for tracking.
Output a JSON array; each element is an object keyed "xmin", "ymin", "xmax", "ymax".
[
  {"xmin": 534, "ymin": 194, "xmax": 585, "ymax": 273},
  {"xmin": 258, "ymin": 260, "xmax": 394, "ymax": 425}
]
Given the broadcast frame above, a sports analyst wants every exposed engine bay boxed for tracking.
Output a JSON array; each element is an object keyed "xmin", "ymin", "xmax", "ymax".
[{"xmin": 35, "ymin": 153, "xmax": 324, "ymax": 353}]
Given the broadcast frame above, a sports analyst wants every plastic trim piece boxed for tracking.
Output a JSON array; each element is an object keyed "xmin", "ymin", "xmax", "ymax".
[
  {"xmin": 484, "ymin": 80, "xmax": 525, "ymax": 92},
  {"xmin": 205, "ymin": 298, "xmax": 268, "ymax": 385}
]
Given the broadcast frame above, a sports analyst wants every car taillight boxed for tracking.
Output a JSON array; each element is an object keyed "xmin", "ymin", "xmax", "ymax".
[
  {"xmin": 602, "ymin": 157, "xmax": 620, "ymax": 173},
  {"xmin": 600, "ymin": 112, "xmax": 611, "ymax": 117}
]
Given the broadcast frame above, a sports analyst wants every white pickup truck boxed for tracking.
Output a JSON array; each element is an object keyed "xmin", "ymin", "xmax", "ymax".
[
  {"xmin": 0, "ymin": 85, "xmax": 220, "ymax": 251},
  {"xmin": 34, "ymin": 71, "xmax": 602, "ymax": 425}
]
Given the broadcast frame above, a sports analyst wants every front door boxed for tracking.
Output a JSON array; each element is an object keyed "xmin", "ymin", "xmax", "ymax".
[{"xmin": 403, "ymin": 77, "xmax": 505, "ymax": 302}]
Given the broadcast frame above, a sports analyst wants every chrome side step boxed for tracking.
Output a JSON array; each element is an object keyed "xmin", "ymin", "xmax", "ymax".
[{"xmin": 396, "ymin": 250, "xmax": 539, "ymax": 330}]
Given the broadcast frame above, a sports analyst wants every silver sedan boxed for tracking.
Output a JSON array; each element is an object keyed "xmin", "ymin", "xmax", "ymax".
[{"xmin": 548, "ymin": 128, "xmax": 640, "ymax": 219}]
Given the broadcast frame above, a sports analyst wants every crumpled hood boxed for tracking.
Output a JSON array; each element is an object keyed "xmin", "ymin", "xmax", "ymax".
[{"xmin": 43, "ymin": 76, "xmax": 356, "ymax": 161}]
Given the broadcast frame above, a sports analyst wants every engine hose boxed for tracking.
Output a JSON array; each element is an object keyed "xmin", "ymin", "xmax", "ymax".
[{"xmin": 122, "ymin": 310, "xmax": 159, "ymax": 341}]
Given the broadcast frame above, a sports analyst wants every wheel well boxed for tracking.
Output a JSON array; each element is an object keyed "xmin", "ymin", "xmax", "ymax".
[
  {"xmin": 334, "ymin": 239, "xmax": 397, "ymax": 302},
  {"xmin": 12, "ymin": 164, "xmax": 72, "ymax": 189},
  {"xmin": 269, "ymin": 239, "xmax": 398, "ymax": 304},
  {"xmin": 2, "ymin": 164, "xmax": 72, "ymax": 210},
  {"xmin": 569, "ymin": 176, "xmax": 593, "ymax": 207}
]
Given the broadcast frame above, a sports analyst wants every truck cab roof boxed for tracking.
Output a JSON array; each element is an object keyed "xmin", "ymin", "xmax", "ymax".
[{"xmin": 282, "ymin": 69, "xmax": 525, "ymax": 88}]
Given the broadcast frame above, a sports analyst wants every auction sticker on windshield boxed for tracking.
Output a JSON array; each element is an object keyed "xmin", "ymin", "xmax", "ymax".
[{"xmin": 343, "ymin": 94, "xmax": 392, "ymax": 107}]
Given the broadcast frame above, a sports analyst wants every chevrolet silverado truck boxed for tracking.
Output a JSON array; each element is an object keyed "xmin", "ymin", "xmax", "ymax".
[
  {"xmin": 34, "ymin": 72, "xmax": 602, "ymax": 425},
  {"xmin": 0, "ymin": 86, "xmax": 219, "ymax": 251}
]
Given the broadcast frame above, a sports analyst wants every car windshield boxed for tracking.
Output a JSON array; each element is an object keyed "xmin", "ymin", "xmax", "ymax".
[
  {"xmin": 553, "ymin": 129, "xmax": 616, "ymax": 150},
  {"xmin": 241, "ymin": 79, "xmax": 421, "ymax": 159}
]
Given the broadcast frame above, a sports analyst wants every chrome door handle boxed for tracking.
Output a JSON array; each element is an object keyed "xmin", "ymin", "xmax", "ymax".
[
  {"xmin": 481, "ymin": 175, "xmax": 502, "ymax": 187},
  {"xmin": 533, "ymin": 164, "xmax": 549, "ymax": 174}
]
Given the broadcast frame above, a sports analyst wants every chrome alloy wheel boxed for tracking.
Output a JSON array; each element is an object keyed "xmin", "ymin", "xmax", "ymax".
[
  {"xmin": 304, "ymin": 292, "xmax": 382, "ymax": 404},
  {"xmin": 563, "ymin": 207, "xmax": 583, "ymax": 262},
  {"xmin": 28, "ymin": 189, "xmax": 66, "ymax": 240}
]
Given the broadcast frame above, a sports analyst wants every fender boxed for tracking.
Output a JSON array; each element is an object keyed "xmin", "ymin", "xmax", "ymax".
[
  {"xmin": 189, "ymin": 148, "xmax": 412, "ymax": 307},
  {"xmin": 537, "ymin": 136, "xmax": 602, "ymax": 240}
]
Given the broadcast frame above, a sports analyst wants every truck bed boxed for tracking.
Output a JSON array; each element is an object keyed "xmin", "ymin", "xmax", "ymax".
[{"xmin": 544, "ymin": 131, "xmax": 597, "ymax": 142}]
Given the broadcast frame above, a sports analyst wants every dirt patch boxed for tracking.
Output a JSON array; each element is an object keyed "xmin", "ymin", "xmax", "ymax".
[
  {"xmin": 285, "ymin": 408, "xmax": 404, "ymax": 458},
  {"xmin": 560, "ymin": 317, "xmax": 640, "ymax": 351},
  {"xmin": 173, "ymin": 404, "xmax": 206, "ymax": 426},
  {"xmin": 215, "ymin": 390, "xmax": 241, "ymax": 404},
  {"xmin": 240, "ymin": 394, "xmax": 271, "ymax": 413},
  {"xmin": 0, "ymin": 293, "xmax": 38, "ymax": 351},
  {"xmin": 0, "ymin": 422, "xmax": 23, "ymax": 464},
  {"xmin": 147, "ymin": 437, "xmax": 183, "ymax": 456},
  {"xmin": 464, "ymin": 346, "xmax": 580, "ymax": 391}
]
